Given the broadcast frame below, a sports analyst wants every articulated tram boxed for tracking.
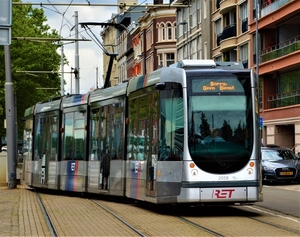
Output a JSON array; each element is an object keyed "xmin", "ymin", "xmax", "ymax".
[{"xmin": 23, "ymin": 60, "xmax": 263, "ymax": 204}]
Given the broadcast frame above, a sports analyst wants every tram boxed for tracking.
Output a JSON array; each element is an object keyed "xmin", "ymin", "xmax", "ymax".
[{"xmin": 22, "ymin": 60, "xmax": 263, "ymax": 204}]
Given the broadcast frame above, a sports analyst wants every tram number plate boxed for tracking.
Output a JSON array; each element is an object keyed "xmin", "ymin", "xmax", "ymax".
[{"xmin": 280, "ymin": 171, "xmax": 293, "ymax": 175}]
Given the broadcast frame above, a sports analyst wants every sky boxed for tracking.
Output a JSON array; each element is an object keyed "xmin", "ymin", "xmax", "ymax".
[{"xmin": 25, "ymin": 0, "xmax": 167, "ymax": 94}]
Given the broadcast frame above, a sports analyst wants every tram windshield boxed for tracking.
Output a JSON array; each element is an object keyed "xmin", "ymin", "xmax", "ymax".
[{"xmin": 187, "ymin": 71, "xmax": 254, "ymax": 174}]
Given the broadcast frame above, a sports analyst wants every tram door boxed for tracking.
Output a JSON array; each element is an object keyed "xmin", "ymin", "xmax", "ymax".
[
  {"xmin": 99, "ymin": 106, "xmax": 110, "ymax": 190},
  {"xmin": 34, "ymin": 114, "xmax": 59, "ymax": 187},
  {"xmin": 99, "ymin": 102, "xmax": 125, "ymax": 192},
  {"xmin": 145, "ymin": 92, "xmax": 159, "ymax": 197}
]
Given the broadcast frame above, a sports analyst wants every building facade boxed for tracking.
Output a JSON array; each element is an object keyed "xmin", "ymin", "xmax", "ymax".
[
  {"xmin": 249, "ymin": 0, "xmax": 300, "ymax": 152},
  {"xmin": 211, "ymin": 0, "xmax": 250, "ymax": 67},
  {"xmin": 101, "ymin": 0, "xmax": 300, "ymax": 153},
  {"xmin": 137, "ymin": 5, "xmax": 177, "ymax": 73},
  {"xmin": 173, "ymin": 0, "xmax": 211, "ymax": 60}
]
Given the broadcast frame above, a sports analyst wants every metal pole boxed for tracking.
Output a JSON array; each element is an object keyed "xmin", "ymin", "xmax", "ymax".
[
  {"xmin": 60, "ymin": 44, "xmax": 64, "ymax": 96},
  {"xmin": 4, "ymin": 45, "xmax": 17, "ymax": 189},
  {"xmin": 96, "ymin": 67, "xmax": 98, "ymax": 89},
  {"xmin": 255, "ymin": 0, "xmax": 259, "ymax": 79},
  {"xmin": 255, "ymin": 0, "xmax": 262, "ymax": 144},
  {"xmin": 74, "ymin": 11, "xmax": 80, "ymax": 94},
  {"xmin": 186, "ymin": 23, "xmax": 189, "ymax": 59}
]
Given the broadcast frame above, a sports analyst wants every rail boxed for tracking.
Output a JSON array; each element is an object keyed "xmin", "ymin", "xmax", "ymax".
[
  {"xmin": 260, "ymin": 35, "xmax": 300, "ymax": 63},
  {"xmin": 260, "ymin": 0, "xmax": 291, "ymax": 18},
  {"xmin": 267, "ymin": 89, "xmax": 300, "ymax": 109}
]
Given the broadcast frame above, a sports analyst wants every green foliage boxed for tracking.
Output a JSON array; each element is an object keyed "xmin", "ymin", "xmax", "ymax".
[{"xmin": 0, "ymin": 0, "xmax": 62, "ymax": 140}]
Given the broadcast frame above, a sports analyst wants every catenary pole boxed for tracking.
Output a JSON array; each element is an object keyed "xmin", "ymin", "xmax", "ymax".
[
  {"xmin": 4, "ymin": 45, "xmax": 17, "ymax": 189},
  {"xmin": 61, "ymin": 44, "xmax": 65, "ymax": 96},
  {"xmin": 74, "ymin": 11, "xmax": 80, "ymax": 94}
]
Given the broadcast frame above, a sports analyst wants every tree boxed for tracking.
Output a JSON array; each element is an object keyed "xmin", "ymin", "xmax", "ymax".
[
  {"xmin": 0, "ymin": 0, "xmax": 62, "ymax": 141},
  {"xmin": 199, "ymin": 112, "xmax": 210, "ymax": 138}
]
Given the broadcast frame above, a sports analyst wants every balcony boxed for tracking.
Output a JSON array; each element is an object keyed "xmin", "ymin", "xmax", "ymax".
[
  {"xmin": 261, "ymin": 35, "xmax": 300, "ymax": 63},
  {"xmin": 219, "ymin": 24, "xmax": 237, "ymax": 52},
  {"xmin": 221, "ymin": 24, "xmax": 236, "ymax": 40},
  {"xmin": 217, "ymin": 33, "xmax": 222, "ymax": 47},
  {"xmin": 268, "ymin": 89, "xmax": 300, "ymax": 109},
  {"xmin": 219, "ymin": 0, "xmax": 237, "ymax": 15},
  {"xmin": 260, "ymin": 0, "xmax": 291, "ymax": 18}
]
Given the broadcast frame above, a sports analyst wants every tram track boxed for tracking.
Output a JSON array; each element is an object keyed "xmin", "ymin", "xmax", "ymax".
[
  {"xmin": 176, "ymin": 216, "xmax": 224, "ymax": 237},
  {"xmin": 33, "ymin": 189, "xmax": 300, "ymax": 236},
  {"xmin": 35, "ymin": 190, "xmax": 58, "ymax": 237},
  {"xmin": 90, "ymin": 199, "xmax": 147, "ymax": 237}
]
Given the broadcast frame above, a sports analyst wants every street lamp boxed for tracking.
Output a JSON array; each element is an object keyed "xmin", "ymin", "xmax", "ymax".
[{"xmin": 179, "ymin": 21, "xmax": 189, "ymax": 59}]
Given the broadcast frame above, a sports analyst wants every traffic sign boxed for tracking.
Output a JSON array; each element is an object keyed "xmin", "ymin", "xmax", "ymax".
[
  {"xmin": 0, "ymin": 27, "xmax": 11, "ymax": 45},
  {"xmin": 0, "ymin": 0, "xmax": 12, "ymax": 46},
  {"xmin": 0, "ymin": 0, "xmax": 12, "ymax": 26},
  {"xmin": 259, "ymin": 117, "xmax": 263, "ymax": 129}
]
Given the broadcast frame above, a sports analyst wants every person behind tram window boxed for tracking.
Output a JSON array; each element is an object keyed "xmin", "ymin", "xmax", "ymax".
[
  {"xmin": 201, "ymin": 128, "xmax": 225, "ymax": 144},
  {"xmin": 102, "ymin": 145, "xmax": 110, "ymax": 189}
]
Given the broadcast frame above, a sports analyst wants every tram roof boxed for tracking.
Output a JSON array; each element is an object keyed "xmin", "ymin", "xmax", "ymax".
[
  {"xmin": 170, "ymin": 60, "xmax": 244, "ymax": 70},
  {"xmin": 90, "ymin": 82, "xmax": 128, "ymax": 104},
  {"xmin": 61, "ymin": 93, "xmax": 89, "ymax": 108},
  {"xmin": 35, "ymin": 97, "xmax": 62, "ymax": 114},
  {"xmin": 127, "ymin": 67, "xmax": 185, "ymax": 94}
]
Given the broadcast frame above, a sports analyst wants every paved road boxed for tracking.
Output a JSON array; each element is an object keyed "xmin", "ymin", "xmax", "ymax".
[{"xmin": 256, "ymin": 184, "xmax": 300, "ymax": 217}]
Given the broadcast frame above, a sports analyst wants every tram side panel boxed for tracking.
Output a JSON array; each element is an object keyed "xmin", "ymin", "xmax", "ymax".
[
  {"xmin": 60, "ymin": 160, "xmax": 86, "ymax": 192},
  {"xmin": 125, "ymin": 80, "xmax": 184, "ymax": 203}
]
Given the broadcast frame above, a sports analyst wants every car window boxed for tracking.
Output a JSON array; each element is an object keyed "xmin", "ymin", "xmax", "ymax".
[{"xmin": 262, "ymin": 149, "xmax": 297, "ymax": 161}]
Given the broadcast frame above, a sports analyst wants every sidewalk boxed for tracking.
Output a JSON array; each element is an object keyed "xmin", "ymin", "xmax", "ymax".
[{"xmin": 0, "ymin": 184, "xmax": 51, "ymax": 237}]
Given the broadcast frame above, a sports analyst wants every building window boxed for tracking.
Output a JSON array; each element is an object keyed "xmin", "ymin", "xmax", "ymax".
[
  {"xmin": 204, "ymin": 41, "xmax": 207, "ymax": 59},
  {"xmin": 161, "ymin": 23, "xmax": 166, "ymax": 41},
  {"xmin": 197, "ymin": 36, "xmax": 202, "ymax": 59},
  {"xmin": 177, "ymin": 10, "xmax": 183, "ymax": 37},
  {"xmin": 279, "ymin": 70, "xmax": 300, "ymax": 93},
  {"xmin": 191, "ymin": 1, "xmax": 197, "ymax": 28},
  {"xmin": 240, "ymin": 1, "xmax": 248, "ymax": 33},
  {"xmin": 190, "ymin": 39, "xmax": 197, "ymax": 59},
  {"xmin": 215, "ymin": 18, "xmax": 222, "ymax": 47},
  {"xmin": 167, "ymin": 23, "xmax": 172, "ymax": 40},
  {"xmin": 203, "ymin": 0, "xmax": 207, "ymax": 19},
  {"xmin": 166, "ymin": 53, "xmax": 175, "ymax": 67},
  {"xmin": 158, "ymin": 54, "xmax": 163, "ymax": 67},
  {"xmin": 197, "ymin": 0, "xmax": 202, "ymax": 23},
  {"xmin": 146, "ymin": 28, "xmax": 152, "ymax": 50},
  {"xmin": 240, "ymin": 43, "xmax": 248, "ymax": 68}
]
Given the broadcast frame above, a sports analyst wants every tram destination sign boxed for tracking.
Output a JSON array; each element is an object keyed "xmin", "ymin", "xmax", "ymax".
[
  {"xmin": 0, "ymin": 0, "xmax": 12, "ymax": 45},
  {"xmin": 193, "ymin": 78, "xmax": 244, "ymax": 93}
]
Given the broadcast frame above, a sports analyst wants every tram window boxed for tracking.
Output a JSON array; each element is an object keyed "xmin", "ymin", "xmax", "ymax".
[
  {"xmin": 23, "ymin": 118, "xmax": 33, "ymax": 161},
  {"xmin": 112, "ymin": 111, "xmax": 123, "ymax": 160},
  {"xmin": 159, "ymin": 84, "xmax": 184, "ymax": 161},
  {"xmin": 49, "ymin": 116, "xmax": 58, "ymax": 161},
  {"xmin": 128, "ymin": 92, "xmax": 158, "ymax": 161},
  {"xmin": 34, "ymin": 118, "xmax": 42, "ymax": 160},
  {"xmin": 63, "ymin": 111, "xmax": 85, "ymax": 161},
  {"xmin": 34, "ymin": 115, "xmax": 59, "ymax": 162},
  {"xmin": 90, "ymin": 109, "xmax": 101, "ymax": 161}
]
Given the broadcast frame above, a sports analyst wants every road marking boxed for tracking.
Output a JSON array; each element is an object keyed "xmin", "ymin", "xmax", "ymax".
[
  {"xmin": 246, "ymin": 206, "xmax": 300, "ymax": 223},
  {"xmin": 264, "ymin": 185, "xmax": 300, "ymax": 192}
]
